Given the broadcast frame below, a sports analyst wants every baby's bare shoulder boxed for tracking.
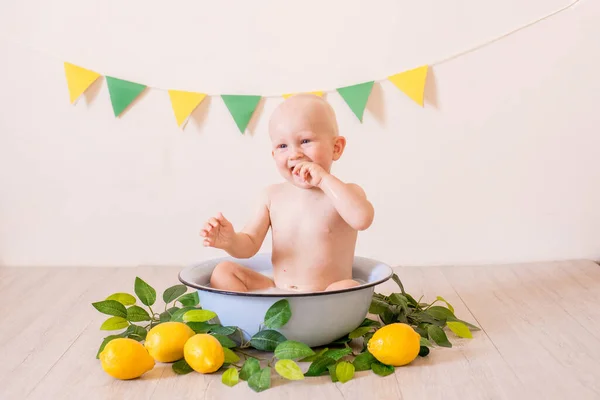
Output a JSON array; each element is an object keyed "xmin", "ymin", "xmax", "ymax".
[{"xmin": 264, "ymin": 183, "xmax": 291, "ymax": 198}]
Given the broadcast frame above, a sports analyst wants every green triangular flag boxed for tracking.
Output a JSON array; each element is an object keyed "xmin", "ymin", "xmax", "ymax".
[
  {"xmin": 336, "ymin": 81, "xmax": 374, "ymax": 122},
  {"xmin": 221, "ymin": 95, "xmax": 262, "ymax": 133},
  {"xmin": 105, "ymin": 76, "xmax": 147, "ymax": 117}
]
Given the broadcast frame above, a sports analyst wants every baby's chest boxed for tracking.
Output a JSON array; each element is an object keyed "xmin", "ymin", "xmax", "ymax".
[{"xmin": 269, "ymin": 199, "xmax": 344, "ymax": 235}]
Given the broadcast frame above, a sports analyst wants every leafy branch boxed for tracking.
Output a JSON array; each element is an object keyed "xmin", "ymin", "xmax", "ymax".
[{"xmin": 92, "ymin": 273, "xmax": 479, "ymax": 392}]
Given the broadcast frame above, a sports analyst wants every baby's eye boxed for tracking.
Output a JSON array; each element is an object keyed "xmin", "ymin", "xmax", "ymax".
[
  {"xmin": 278, "ymin": 144, "xmax": 287, "ymax": 149},
  {"xmin": 301, "ymin": 139, "xmax": 310, "ymax": 144}
]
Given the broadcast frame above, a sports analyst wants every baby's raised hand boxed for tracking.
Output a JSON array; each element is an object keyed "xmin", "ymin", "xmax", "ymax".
[
  {"xmin": 292, "ymin": 162, "xmax": 328, "ymax": 187},
  {"xmin": 200, "ymin": 212, "xmax": 235, "ymax": 249}
]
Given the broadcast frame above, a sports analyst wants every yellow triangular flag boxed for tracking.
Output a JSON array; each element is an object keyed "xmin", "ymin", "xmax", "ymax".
[
  {"xmin": 168, "ymin": 90, "xmax": 207, "ymax": 128},
  {"xmin": 282, "ymin": 91, "xmax": 323, "ymax": 99},
  {"xmin": 64, "ymin": 62, "xmax": 101, "ymax": 104},
  {"xmin": 388, "ymin": 65, "xmax": 428, "ymax": 106}
]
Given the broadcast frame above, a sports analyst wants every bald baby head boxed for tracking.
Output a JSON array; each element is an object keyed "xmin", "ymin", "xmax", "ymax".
[{"xmin": 269, "ymin": 94, "xmax": 339, "ymax": 139}]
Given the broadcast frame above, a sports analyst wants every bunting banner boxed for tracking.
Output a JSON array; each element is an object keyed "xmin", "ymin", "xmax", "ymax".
[
  {"xmin": 168, "ymin": 90, "xmax": 207, "ymax": 128},
  {"xmin": 105, "ymin": 77, "xmax": 147, "ymax": 117},
  {"xmin": 336, "ymin": 81, "xmax": 375, "ymax": 122},
  {"xmin": 63, "ymin": 60, "xmax": 427, "ymax": 132},
  {"xmin": 221, "ymin": 95, "xmax": 262, "ymax": 133},
  {"xmin": 282, "ymin": 91, "xmax": 323, "ymax": 99},
  {"xmin": 63, "ymin": 62, "xmax": 101, "ymax": 104},
  {"xmin": 388, "ymin": 66, "xmax": 429, "ymax": 107},
  {"xmin": 59, "ymin": 0, "xmax": 580, "ymax": 132}
]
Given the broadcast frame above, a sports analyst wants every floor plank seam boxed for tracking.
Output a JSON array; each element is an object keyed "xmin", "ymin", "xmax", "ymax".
[
  {"xmin": 442, "ymin": 269, "xmax": 525, "ymax": 386},
  {"xmin": 334, "ymin": 382, "xmax": 346, "ymax": 399},
  {"xmin": 25, "ymin": 319, "xmax": 94, "ymax": 399},
  {"xmin": 147, "ymin": 363, "xmax": 169, "ymax": 399},
  {"xmin": 393, "ymin": 370, "xmax": 405, "ymax": 399}
]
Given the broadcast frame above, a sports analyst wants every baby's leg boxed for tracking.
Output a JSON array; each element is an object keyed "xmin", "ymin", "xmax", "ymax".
[
  {"xmin": 210, "ymin": 261, "xmax": 274, "ymax": 292},
  {"xmin": 325, "ymin": 279, "xmax": 361, "ymax": 291}
]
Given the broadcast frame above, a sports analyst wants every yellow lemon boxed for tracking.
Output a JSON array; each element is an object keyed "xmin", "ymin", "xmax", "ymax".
[
  {"xmin": 144, "ymin": 321, "xmax": 195, "ymax": 363},
  {"xmin": 367, "ymin": 323, "xmax": 421, "ymax": 366},
  {"xmin": 184, "ymin": 334, "xmax": 225, "ymax": 374},
  {"xmin": 99, "ymin": 338, "xmax": 155, "ymax": 380}
]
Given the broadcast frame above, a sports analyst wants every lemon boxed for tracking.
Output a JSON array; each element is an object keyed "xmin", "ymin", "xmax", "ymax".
[
  {"xmin": 99, "ymin": 338, "xmax": 155, "ymax": 380},
  {"xmin": 144, "ymin": 321, "xmax": 195, "ymax": 363},
  {"xmin": 184, "ymin": 334, "xmax": 225, "ymax": 374},
  {"xmin": 367, "ymin": 323, "xmax": 421, "ymax": 366}
]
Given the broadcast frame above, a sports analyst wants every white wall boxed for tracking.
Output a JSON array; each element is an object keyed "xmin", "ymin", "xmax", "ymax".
[{"xmin": 0, "ymin": 0, "xmax": 599, "ymax": 267}]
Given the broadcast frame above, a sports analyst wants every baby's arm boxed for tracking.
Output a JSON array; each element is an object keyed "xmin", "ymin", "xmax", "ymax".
[
  {"xmin": 201, "ymin": 189, "xmax": 271, "ymax": 258},
  {"xmin": 318, "ymin": 174, "xmax": 374, "ymax": 231}
]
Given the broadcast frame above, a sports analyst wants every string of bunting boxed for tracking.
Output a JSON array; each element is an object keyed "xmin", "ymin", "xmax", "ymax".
[
  {"xmin": 65, "ymin": 62, "xmax": 427, "ymax": 132},
  {"xmin": 62, "ymin": 0, "xmax": 580, "ymax": 133}
]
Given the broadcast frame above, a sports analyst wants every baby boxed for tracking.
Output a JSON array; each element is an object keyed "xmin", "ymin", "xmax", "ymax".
[{"xmin": 200, "ymin": 94, "xmax": 374, "ymax": 292}]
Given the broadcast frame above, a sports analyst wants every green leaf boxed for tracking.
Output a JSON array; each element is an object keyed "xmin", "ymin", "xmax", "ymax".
[
  {"xmin": 330, "ymin": 335, "xmax": 351, "ymax": 345},
  {"xmin": 381, "ymin": 306, "xmax": 398, "ymax": 325},
  {"xmin": 134, "ymin": 277, "xmax": 157, "ymax": 307},
  {"xmin": 96, "ymin": 334, "xmax": 123, "ymax": 358},
  {"xmin": 163, "ymin": 284, "xmax": 187, "ymax": 304},
  {"xmin": 369, "ymin": 298, "xmax": 388, "ymax": 314},
  {"xmin": 447, "ymin": 316, "xmax": 481, "ymax": 331},
  {"xmin": 414, "ymin": 312, "xmax": 445, "ymax": 327},
  {"xmin": 126, "ymin": 305, "xmax": 152, "ymax": 322},
  {"xmin": 275, "ymin": 359, "xmax": 304, "ymax": 380},
  {"xmin": 447, "ymin": 321, "xmax": 473, "ymax": 339},
  {"xmin": 419, "ymin": 346, "xmax": 430, "ymax": 357},
  {"xmin": 336, "ymin": 361, "xmax": 355, "ymax": 383},
  {"xmin": 348, "ymin": 326, "xmax": 372, "ymax": 339},
  {"xmin": 100, "ymin": 316, "xmax": 129, "ymax": 331},
  {"xmin": 92, "ymin": 300, "xmax": 127, "ymax": 318},
  {"xmin": 371, "ymin": 362, "xmax": 395, "ymax": 377},
  {"xmin": 106, "ymin": 293, "xmax": 136, "ymax": 306},
  {"xmin": 239, "ymin": 358, "xmax": 261, "ymax": 381},
  {"xmin": 263, "ymin": 299, "xmax": 292, "ymax": 329},
  {"xmin": 159, "ymin": 308, "xmax": 176, "ymax": 323},
  {"xmin": 436, "ymin": 296, "xmax": 455, "ymax": 314},
  {"xmin": 274, "ymin": 340, "xmax": 315, "ymax": 360},
  {"xmin": 426, "ymin": 306, "xmax": 456, "ymax": 321},
  {"xmin": 209, "ymin": 325, "xmax": 237, "ymax": 336},
  {"xmin": 250, "ymin": 330, "xmax": 287, "ymax": 351},
  {"xmin": 299, "ymin": 347, "xmax": 328, "ymax": 362},
  {"xmin": 304, "ymin": 356, "xmax": 336, "ymax": 377},
  {"xmin": 186, "ymin": 321, "xmax": 212, "ymax": 333},
  {"xmin": 322, "ymin": 347, "xmax": 353, "ymax": 361},
  {"xmin": 222, "ymin": 367, "xmax": 239, "ymax": 387},
  {"xmin": 211, "ymin": 333, "xmax": 236, "ymax": 348},
  {"xmin": 223, "ymin": 348, "xmax": 240, "ymax": 364},
  {"xmin": 183, "ymin": 310, "xmax": 217, "ymax": 323},
  {"xmin": 248, "ymin": 367, "xmax": 271, "ymax": 392},
  {"xmin": 415, "ymin": 323, "xmax": 429, "ymax": 338},
  {"xmin": 362, "ymin": 331, "xmax": 374, "ymax": 351},
  {"xmin": 391, "ymin": 273, "xmax": 406, "ymax": 294},
  {"xmin": 124, "ymin": 324, "xmax": 148, "ymax": 341},
  {"xmin": 360, "ymin": 318, "xmax": 381, "ymax": 328},
  {"xmin": 389, "ymin": 293, "xmax": 409, "ymax": 312},
  {"xmin": 420, "ymin": 337, "xmax": 433, "ymax": 347},
  {"xmin": 353, "ymin": 351, "xmax": 377, "ymax": 371},
  {"xmin": 170, "ymin": 306, "xmax": 197, "ymax": 322},
  {"xmin": 404, "ymin": 293, "xmax": 419, "ymax": 308},
  {"xmin": 328, "ymin": 364, "xmax": 338, "ymax": 382},
  {"xmin": 427, "ymin": 325, "xmax": 452, "ymax": 347},
  {"xmin": 177, "ymin": 292, "xmax": 200, "ymax": 307},
  {"xmin": 172, "ymin": 358, "xmax": 194, "ymax": 375}
]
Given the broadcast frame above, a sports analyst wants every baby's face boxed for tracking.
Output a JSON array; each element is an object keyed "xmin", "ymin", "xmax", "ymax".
[{"xmin": 269, "ymin": 96, "xmax": 343, "ymax": 188}]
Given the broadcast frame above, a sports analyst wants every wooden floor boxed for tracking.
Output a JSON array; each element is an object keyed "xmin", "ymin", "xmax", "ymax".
[{"xmin": 2, "ymin": 260, "xmax": 600, "ymax": 400}]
